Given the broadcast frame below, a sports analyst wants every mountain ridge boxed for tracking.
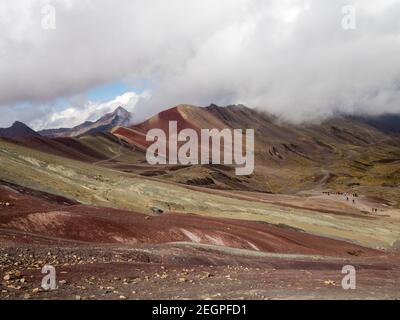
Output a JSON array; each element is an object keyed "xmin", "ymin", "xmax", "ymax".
[
  {"xmin": 1, "ymin": 103, "xmax": 400, "ymax": 204},
  {"xmin": 39, "ymin": 106, "xmax": 132, "ymax": 138},
  {"xmin": 0, "ymin": 121, "xmax": 41, "ymax": 139}
]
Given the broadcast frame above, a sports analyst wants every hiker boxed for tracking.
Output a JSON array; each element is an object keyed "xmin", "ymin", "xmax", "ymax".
[
  {"xmin": 353, "ymin": 199, "xmax": 355, "ymax": 204},
  {"xmin": 346, "ymin": 197, "xmax": 349, "ymax": 201}
]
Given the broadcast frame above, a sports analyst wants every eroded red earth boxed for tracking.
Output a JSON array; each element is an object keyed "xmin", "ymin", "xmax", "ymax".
[{"xmin": 1, "ymin": 183, "xmax": 399, "ymax": 300}]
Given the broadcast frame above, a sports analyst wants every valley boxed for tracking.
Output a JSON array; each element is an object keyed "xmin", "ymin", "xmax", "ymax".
[{"xmin": 1, "ymin": 104, "xmax": 399, "ymax": 300}]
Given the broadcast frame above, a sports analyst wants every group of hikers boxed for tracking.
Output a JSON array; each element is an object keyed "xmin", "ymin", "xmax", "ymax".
[
  {"xmin": 322, "ymin": 191, "xmax": 379, "ymax": 214},
  {"xmin": 323, "ymin": 191, "xmax": 358, "ymax": 204},
  {"xmin": 344, "ymin": 192, "xmax": 358, "ymax": 204}
]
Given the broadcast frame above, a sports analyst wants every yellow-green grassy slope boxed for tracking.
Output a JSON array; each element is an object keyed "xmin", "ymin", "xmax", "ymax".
[{"xmin": 1, "ymin": 139, "xmax": 399, "ymax": 249}]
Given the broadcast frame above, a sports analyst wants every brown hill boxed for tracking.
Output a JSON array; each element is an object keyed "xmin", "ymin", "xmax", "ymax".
[
  {"xmin": 2, "ymin": 105, "xmax": 400, "ymax": 203},
  {"xmin": 112, "ymin": 104, "xmax": 400, "ymax": 200},
  {"xmin": 115, "ymin": 104, "xmax": 393, "ymax": 161}
]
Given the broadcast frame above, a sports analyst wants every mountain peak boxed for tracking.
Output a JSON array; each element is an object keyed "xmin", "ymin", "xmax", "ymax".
[
  {"xmin": 12, "ymin": 121, "xmax": 30, "ymax": 128},
  {"xmin": 99, "ymin": 106, "xmax": 131, "ymax": 124},
  {"xmin": 40, "ymin": 106, "xmax": 133, "ymax": 138},
  {"xmin": 0, "ymin": 121, "xmax": 40, "ymax": 138},
  {"xmin": 114, "ymin": 106, "xmax": 130, "ymax": 117}
]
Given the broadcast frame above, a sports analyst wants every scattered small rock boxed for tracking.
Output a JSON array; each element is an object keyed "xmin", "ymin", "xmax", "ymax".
[
  {"xmin": 323, "ymin": 280, "xmax": 336, "ymax": 286},
  {"xmin": 151, "ymin": 207, "xmax": 164, "ymax": 214}
]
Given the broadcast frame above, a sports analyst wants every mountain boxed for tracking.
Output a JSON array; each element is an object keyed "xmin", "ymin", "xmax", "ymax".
[
  {"xmin": 114, "ymin": 104, "xmax": 392, "ymax": 160},
  {"xmin": 112, "ymin": 104, "xmax": 400, "ymax": 196},
  {"xmin": 2, "ymin": 104, "xmax": 400, "ymax": 201},
  {"xmin": 354, "ymin": 114, "xmax": 400, "ymax": 134},
  {"xmin": 39, "ymin": 106, "xmax": 132, "ymax": 138},
  {"xmin": 1, "ymin": 106, "xmax": 400, "ymax": 301},
  {"xmin": 0, "ymin": 121, "xmax": 41, "ymax": 139},
  {"xmin": 37, "ymin": 127, "xmax": 70, "ymax": 138},
  {"xmin": 1, "ymin": 103, "xmax": 400, "ymax": 301},
  {"xmin": 0, "ymin": 109, "xmax": 136, "ymax": 164}
]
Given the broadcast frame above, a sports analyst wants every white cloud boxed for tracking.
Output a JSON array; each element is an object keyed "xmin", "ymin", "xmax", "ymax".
[{"xmin": 1, "ymin": 0, "xmax": 400, "ymax": 125}]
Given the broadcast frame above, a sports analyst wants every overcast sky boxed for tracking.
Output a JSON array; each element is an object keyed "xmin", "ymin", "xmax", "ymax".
[{"xmin": 1, "ymin": 0, "xmax": 400, "ymax": 129}]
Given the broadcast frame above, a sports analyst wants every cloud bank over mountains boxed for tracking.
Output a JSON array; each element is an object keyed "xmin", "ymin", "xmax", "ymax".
[{"xmin": 1, "ymin": 0, "xmax": 400, "ymax": 128}]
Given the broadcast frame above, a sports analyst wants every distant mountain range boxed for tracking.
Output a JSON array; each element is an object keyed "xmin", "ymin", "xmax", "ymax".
[
  {"xmin": 1, "ymin": 103, "xmax": 400, "ymax": 202},
  {"xmin": 113, "ymin": 104, "xmax": 399, "ymax": 160},
  {"xmin": 1, "ymin": 105, "xmax": 399, "ymax": 143},
  {"xmin": 1, "ymin": 104, "xmax": 399, "ymax": 168},
  {"xmin": 38, "ymin": 106, "xmax": 132, "ymax": 138}
]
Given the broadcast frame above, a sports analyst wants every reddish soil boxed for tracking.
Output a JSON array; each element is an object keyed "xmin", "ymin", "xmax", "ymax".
[
  {"xmin": 1, "ymin": 182, "xmax": 399, "ymax": 300},
  {"xmin": 112, "ymin": 127, "xmax": 150, "ymax": 150},
  {"xmin": 135, "ymin": 106, "xmax": 200, "ymax": 134},
  {"xmin": 1, "ymin": 243, "xmax": 399, "ymax": 300},
  {"xmin": 0, "ymin": 185, "xmax": 377, "ymax": 257}
]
